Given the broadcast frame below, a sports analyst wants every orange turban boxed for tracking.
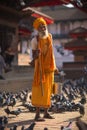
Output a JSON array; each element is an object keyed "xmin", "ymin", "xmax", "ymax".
[{"xmin": 33, "ymin": 17, "xmax": 47, "ymax": 30}]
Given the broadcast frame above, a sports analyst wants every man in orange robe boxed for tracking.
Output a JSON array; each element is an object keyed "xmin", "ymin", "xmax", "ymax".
[{"xmin": 31, "ymin": 17, "xmax": 58, "ymax": 121}]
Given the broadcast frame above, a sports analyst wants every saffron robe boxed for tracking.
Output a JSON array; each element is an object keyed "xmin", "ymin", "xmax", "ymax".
[{"xmin": 31, "ymin": 33, "xmax": 56, "ymax": 108}]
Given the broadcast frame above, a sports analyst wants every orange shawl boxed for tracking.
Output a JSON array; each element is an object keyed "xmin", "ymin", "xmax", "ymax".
[{"xmin": 33, "ymin": 33, "xmax": 56, "ymax": 87}]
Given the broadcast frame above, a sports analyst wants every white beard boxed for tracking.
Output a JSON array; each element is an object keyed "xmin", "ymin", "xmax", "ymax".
[{"xmin": 38, "ymin": 30, "xmax": 48, "ymax": 39}]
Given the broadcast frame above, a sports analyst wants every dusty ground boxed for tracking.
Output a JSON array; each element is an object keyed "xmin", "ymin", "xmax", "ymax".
[
  {"xmin": 0, "ymin": 53, "xmax": 86, "ymax": 130},
  {"xmin": 0, "ymin": 95, "xmax": 87, "ymax": 130}
]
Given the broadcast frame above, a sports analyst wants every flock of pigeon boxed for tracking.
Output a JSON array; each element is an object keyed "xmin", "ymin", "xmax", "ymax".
[{"xmin": 0, "ymin": 76, "xmax": 87, "ymax": 130}]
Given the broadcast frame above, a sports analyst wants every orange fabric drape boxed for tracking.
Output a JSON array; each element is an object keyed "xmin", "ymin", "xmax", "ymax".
[
  {"xmin": 31, "ymin": 34, "xmax": 56, "ymax": 108},
  {"xmin": 33, "ymin": 33, "xmax": 56, "ymax": 87}
]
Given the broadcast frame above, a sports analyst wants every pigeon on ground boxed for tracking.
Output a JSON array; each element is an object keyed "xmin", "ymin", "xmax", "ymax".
[
  {"xmin": 4, "ymin": 107, "xmax": 22, "ymax": 116},
  {"xmin": 13, "ymin": 124, "xmax": 18, "ymax": 130},
  {"xmin": 44, "ymin": 128, "xmax": 48, "ymax": 130},
  {"xmin": 21, "ymin": 125, "xmax": 25, "ymax": 130},
  {"xmin": 76, "ymin": 103, "xmax": 85, "ymax": 116},
  {"xmin": 61, "ymin": 121, "xmax": 72, "ymax": 130},
  {"xmin": 25, "ymin": 122, "xmax": 36, "ymax": 130},
  {"xmin": 76, "ymin": 119, "xmax": 87, "ymax": 130}
]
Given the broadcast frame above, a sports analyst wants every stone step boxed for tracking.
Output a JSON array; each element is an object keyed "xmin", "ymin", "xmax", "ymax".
[
  {"xmin": 0, "ymin": 76, "xmax": 33, "ymax": 92},
  {"xmin": 3, "ymin": 65, "xmax": 34, "ymax": 78},
  {"xmin": 0, "ymin": 66, "xmax": 34, "ymax": 92}
]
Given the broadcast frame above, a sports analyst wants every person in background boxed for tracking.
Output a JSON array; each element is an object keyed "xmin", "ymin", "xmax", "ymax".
[
  {"xmin": 0, "ymin": 47, "xmax": 11, "ymax": 80},
  {"xmin": 4, "ymin": 47, "xmax": 15, "ymax": 67},
  {"xmin": 31, "ymin": 17, "xmax": 58, "ymax": 121}
]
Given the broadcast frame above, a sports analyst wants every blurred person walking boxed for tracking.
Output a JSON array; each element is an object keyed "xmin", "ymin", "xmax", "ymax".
[{"xmin": 0, "ymin": 47, "xmax": 11, "ymax": 80}]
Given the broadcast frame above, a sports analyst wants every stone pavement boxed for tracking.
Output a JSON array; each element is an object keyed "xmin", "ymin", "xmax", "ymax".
[
  {"xmin": 0, "ymin": 101, "xmax": 87, "ymax": 130},
  {"xmin": 0, "ymin": 57, "xmax": 87, "ymax": 130}
]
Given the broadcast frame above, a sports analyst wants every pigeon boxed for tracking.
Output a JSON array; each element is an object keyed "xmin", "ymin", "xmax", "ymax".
[
  {"xmin": 10, "ymin": 127, "xmax": 13, "ymax": 130},
  {"xmin": 4, "ymin": 107, "xmax": 11, "ymax": 116},
  {"xmin": 25, "ymin": 122, "xmax": 36, "ymax": 130},
  {"xmin": 13, "ymin": 124, "xmax": 18, "ymax": 130},
  {"xmin": 61, "ymin": 121, "xmax": 72, "ymax": 130},
  {"xmin": 21, "ymin": 125, "xmax": 25, "ymax": 130},
  {"xmin": 8, "ymin": 96, "xmax": 17, "ymax": 108},
  {"xmin": 0, "ymin": 116, "xmax": 3, "ymax": 126},
  {"xmin": 4, "ymin": 107, "xmax": 21, "ymax": 116},
  {"xmin": 10, "ymin": 108, "xmax": 22, "ymax": 116},
  {"xmin": 79, "ymin": 104, "xmax": 85, "ymax": 116},
  {"xmin": 79, "ymin": 97, "xmax": 86, "ymax": 105},
  {"xmin": 0, "ymin": 125, "xmax": 5, "ymax": 130},
  {"xmin": 3, "ymin": 116, "xmax": 8, "ymax": 125},
  {"xmin": 0, "ymin": 94, "xmax": 4, "ymax": 106},
  {"xmin": 76, "ymin": 103, "xmax": 85, "ymax": 116},
  {"xmin": 76, "ymin": 119, "xmax": 87, "ymax": 130},
  {"xmin": 44, "ymin": 128, "xmax": 48, "ymax": 130}
]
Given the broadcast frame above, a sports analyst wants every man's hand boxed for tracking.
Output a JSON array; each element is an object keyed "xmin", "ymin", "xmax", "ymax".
[
  {"xmin": 33, "ymin": 49, "xmax": 41, "ymax": 59},
  {"xmin": 58, "ymin": 71, "xmax": 66, "ymax": 77},
  {"xmin": 54, "ymin": 68, "xmax": 59, "ymax": 74},
  {"xmin": 29, "ymin": 49, "xmax": 41, "ymax": 67}
]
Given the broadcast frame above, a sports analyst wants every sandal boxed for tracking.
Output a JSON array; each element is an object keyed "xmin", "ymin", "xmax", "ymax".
[
  {"xmin": 34, "ymin": 115, "xmax": 45, "ymax": 121},
  {"xmin": 44, "ymin": 113, "xmax": 54, "ymax": 119}
]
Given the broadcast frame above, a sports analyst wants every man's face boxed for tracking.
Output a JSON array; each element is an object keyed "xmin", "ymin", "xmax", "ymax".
[
  {"xmin": 38, "ymin": 24, "xmax": 48, "ymax": 38},
  {"xmin": 38, "ymin": 24, "xmax": 47, "ymax": 33}
]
